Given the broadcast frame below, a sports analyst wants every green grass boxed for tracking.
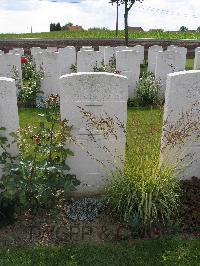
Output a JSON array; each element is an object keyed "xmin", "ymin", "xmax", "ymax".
[
  {"xmin": 0, "ymin": 237, "xmax": 199, "ymax": 265},
  {"xmin": 1, "ymin": 30, "xmax": 200, "ymax": 40}
]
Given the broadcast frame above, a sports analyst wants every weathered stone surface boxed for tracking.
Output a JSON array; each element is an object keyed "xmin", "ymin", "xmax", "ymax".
[
  {"xmin": 80, "ymin": 46, "xmax": 94, "ymax": 52},
  {"xmin": 77, "ymin": 51, "xmax": 103, "ymax": 72},
  {"xmin": 9, "ymin": 48, "xmax": 24, "ymax": 56},
  {"xmin": 194, "ymin": 51, "xmax": 200, "ymax": 70},
  {"xmin": 160, "ymin": 70, "xmax": 200, "ymax": 180},
  {"xmin": 0, "ymin": 53, "xmax": 22, "ymax": 88},
  {"xmin": 0, "ymin": 78, "xmax": 19, "ymax": 178},
  {"xmin": 60, "ymin": 72, "xmax": 128, "ymax": 194},
  {"xmin": 34, "ymin": 51, "xmax": 62, "ymax": 101},
  {"xmin": 167, "ymin": 45, "xmax": 187, "ymax": 70},
  {"xmin": 116, "ymin": 50, "xmax": 140, "ymax": 99},
  {"xmin": 148, "ymin": 45, "xmax": 163, "ymax": 73},
  {"xmin": 104, "ymin": 47, "xmax": 116, "ymax": 65},
  {"xmin": 155, "ymin": 50, "xmax": 184, "ymax": 96},
  {"xmin": 99, "ymin": 46, "xmax": 109, "ymax": 53},
  {"xmin": 58, "ymin": 46, "xmax": 76, "ymax": 75},
  {"xmin": 46, "ymin": 46, "xmax": 57, "ymax": 52}
]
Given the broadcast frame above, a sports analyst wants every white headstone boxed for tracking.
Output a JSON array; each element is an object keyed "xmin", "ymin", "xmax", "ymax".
[
  {"xmin": 194, "ymin": 51, "xmax": 200, "ymax": 70},
  {"xmin": 99, "ymin": 46, "xmax": 109, "ymax": 53},
  {"xmin": 148, "ymin": 45, "xmax": 163, "ymax": 73},
  {"xmin": 60, "ymin": 72, "xmax": 128, "ymax": 193},
  {"xmin": 104, "ymin": 47, "xmax": 116, "ymax": 65},
  {"xmin": 33, "ymin": 51, "xmax": 44, "ymax": 72},
  {"xmin": 31, "ymin": 47, "xmax": 43, "ymax": 65},
  {"xmin": 116, "ymin": 50, "xmax": 140, "ymax": 99},
  {"xmin": 195, "ymin": 47, "xmax": 200, "ymax": 58},
  {"xmin": 46, "ymin": 47, "xmax": 57, "ymax": 52},
  {"xmin": 160, "ymin": 70, "xmax": 200, "ymax": 180},
  {"xmin": 115, "ymin": 46, "xmax": 128, "ymax": 52},
  {"xmin": 80, "ymin": 46, "xmax": 94, "ymax": 52},
  {"xmin": 0, "ymin": 53, "xmax": 22, "ymax": 88},
  {"xmin": 115, "ymin": 46, "xmax": 144, "ymax": 64},
  {"xmin": 155, "ymin": 50, "xmax": 184, "ymax": 97},
  {"xmin": 0, "ymin": 78, "xmax": 19, "ymax": 178},
  {"xmin": 58, "ymin": 46, "xmax": 76, "ymax": 75},
  {"xmin": 167, "ymin": 45, "xmax": 187, "ymax": 70},
  {"xmin": 130, "ymin": 45, "xmax": 145, "ymax": 64},
  {"xmin": 9, "ymin": 48, "xmax": 24, "ymax": 57},
  {"xmin": 35, "ymin": 51, "xmax": 62, "ymax": 101},
  {"xmin": 77, "ymin": 51, "xmax": 103, "ymax": 72}
]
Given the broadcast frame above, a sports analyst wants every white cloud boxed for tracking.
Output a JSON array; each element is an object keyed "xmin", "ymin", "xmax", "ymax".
[{"xmin": 0, "ymin": 0, "xmax": 199, "ymax": 33}]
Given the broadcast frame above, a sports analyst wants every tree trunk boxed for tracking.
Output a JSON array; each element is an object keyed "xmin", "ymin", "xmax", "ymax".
[
  {"xmin": 124, "ymin": 2, "xmax": 129, "ymax": 46},
  {"xmin": 116, "ymin": 0, "xmax": 119, "ymax": 37}
]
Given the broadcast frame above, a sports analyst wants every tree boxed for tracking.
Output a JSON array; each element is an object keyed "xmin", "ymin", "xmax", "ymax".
[
  {"xmin": 116, "ymin": 0, "xmax": 120, "ymax": 37},
  {"xmin": 55, "ymin": 22, "xmax": 61, "ymax": 31},
  {"xmin": 65, "ymin": 22, "xmax": 73, "ymax": 27},
  {"xmin": 110, "ymin": 0, "xmax": 144, "ymax": 45},
  {"xmin": 197, "ymin": 26, "xmax": 200, "ymax": 32},
  {"xmin": 50, "ymin": 22, "xmax": 61, "ymax": 32},
  {"xmin": 179, "ymin": 26, "xmax": 188, "ymax": 32},
  {"xmin": 50, "ymin": 23, "xmax": 56, "ymax": 32}
]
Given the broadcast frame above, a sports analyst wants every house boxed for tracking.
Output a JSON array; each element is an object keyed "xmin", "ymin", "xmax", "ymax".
[
  {"xmin": 63, "ymin": 25, "xmax": 84, "ymax": 31},
  {"xmin": 128, "ymin": 27, "xmax": 144, "ymax": 32},
  {"xmin": 149, "ymin": 29, "xmax": 164, "ymax": 32}
]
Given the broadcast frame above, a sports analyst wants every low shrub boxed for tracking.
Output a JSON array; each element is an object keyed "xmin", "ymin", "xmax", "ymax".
[
  {"xmin": 93, "ymin": 56, "xmax": 120, "ymax": 74},
  {"xmin": 136, "ymin": 71, "xmax": 161, "ymax": 107},
  {"xmin": 17, "ymin": 56, "xmax": 43, "ymax": 107},
  {"xmin": 0, "ymin": 95, "xmax": 80, "ymax": 222}
]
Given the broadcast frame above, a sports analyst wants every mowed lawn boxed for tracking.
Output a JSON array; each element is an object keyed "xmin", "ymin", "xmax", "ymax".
[
  {"xmin": 0, "ymin": 238, "xmax": 200, "ymax": 266},
  {"xmin": 0, "ymin": 108, "xmax": 196, "ymax": 265}
]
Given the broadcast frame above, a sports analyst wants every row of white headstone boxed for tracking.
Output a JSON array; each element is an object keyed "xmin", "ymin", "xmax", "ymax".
[
  {"xmin": 1, "ymin": 45, "xmax": 200, "ymax": 101},
  {"xmin": 29, "ymin": 45, "xmax": 196, "ymax": 100},
  {"xmin": 1, "ymin": 69, "xmax": 200, "ymax": 194}
]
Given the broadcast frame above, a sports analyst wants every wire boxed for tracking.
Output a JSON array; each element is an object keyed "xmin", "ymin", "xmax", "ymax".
[{"xmin": 133, "ymin": 4, "xmax": 200, "ymax": 19}]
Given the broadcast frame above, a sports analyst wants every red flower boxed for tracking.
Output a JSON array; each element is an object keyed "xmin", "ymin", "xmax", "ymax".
[
  {"xmin": 21, "ymin": 56, "xmax": 28, "ymax": 64},
  {"xmin": 34, "ymin": 135, "xmax": 41, "ymax": 145},
  {"xmin": 153, "ymin": 227, "xmax": 161, "ymax": 237}
]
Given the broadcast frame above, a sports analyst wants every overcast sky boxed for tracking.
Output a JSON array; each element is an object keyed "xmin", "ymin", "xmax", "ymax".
[{"xmin": 0, "ymin": 0, "xmax": 200, "ymax": 33}]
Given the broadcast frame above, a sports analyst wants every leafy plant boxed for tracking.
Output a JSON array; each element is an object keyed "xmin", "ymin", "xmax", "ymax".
[
  {"xmin": 0, "ymin": 95, "xmax": 80, "ymax": 237},
  {"xmin": 93, "ymin": 55, "xmax": 120, "ymax": 74},
  {"xmin": 70, "ymin": 63, "xmax": 77, "ymax": 73},
  {"xmin": 136, "ymin": 71, "xmax": 161, "ymax": 106},
  {"xmin": 18, "ymin": 56, "xmax": 43, "ymax": 107}
]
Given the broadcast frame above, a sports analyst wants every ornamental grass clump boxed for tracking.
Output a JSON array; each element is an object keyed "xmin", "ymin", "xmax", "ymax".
[
  {"xmin": 136, "ymin": 71, "xmax": 161, "ymax": 107},
  {"xmin": 106, "ymin": 164, "xmax": 180, "ymax": 237},
  {"xmin": 106, "ymin": 109, "xmax": 181, "ymax": 237}
]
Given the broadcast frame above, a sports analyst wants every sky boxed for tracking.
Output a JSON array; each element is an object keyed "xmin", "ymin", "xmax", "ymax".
[{"xmin": 0, "ymin": 0, "xmax": 200, "ymax": 33}]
